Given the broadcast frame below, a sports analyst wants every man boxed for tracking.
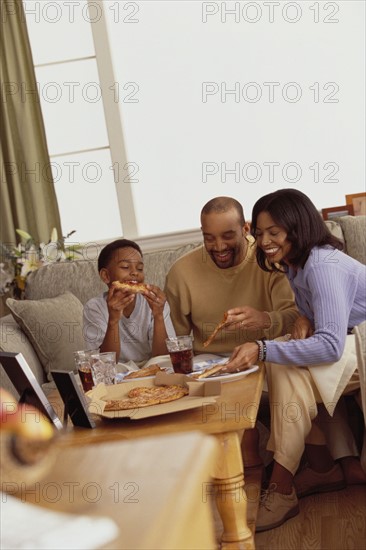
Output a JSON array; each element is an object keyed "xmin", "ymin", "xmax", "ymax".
[{"xmin": 165, "ymin": 197, "xmax": 298, "ymax": 354}]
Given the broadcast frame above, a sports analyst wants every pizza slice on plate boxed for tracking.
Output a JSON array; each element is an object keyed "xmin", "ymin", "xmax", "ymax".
[
  {"xmin": 190, "ymin": 363, "xmax": 227, "ymax": 379},
  {"xmin": 123, "ymin": 364, "xmax": 162, "ymax": 380}
]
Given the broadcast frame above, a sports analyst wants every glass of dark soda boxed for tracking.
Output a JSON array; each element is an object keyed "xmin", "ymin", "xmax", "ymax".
[{"xmin": 166, "ymin": 336, "xmax": 193, "ymax": 374}]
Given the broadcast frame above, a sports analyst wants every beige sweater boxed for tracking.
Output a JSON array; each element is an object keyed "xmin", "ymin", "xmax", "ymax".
[{"xmin": 165, "ymin": 238, "xmax": 299, "ymax": 354}]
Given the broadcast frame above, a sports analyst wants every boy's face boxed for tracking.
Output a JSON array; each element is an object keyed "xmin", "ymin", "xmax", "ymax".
[{"xmin": 100, "ymin": 247, "xmax": 144, "ymax": 286}]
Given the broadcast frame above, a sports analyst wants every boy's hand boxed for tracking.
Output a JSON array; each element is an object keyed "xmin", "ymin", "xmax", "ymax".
[
  {"xmin": 143, "ymin": 284, "xmax": 166, "ymax": 317},
  {"xmin": 106, "ymin": 285, "xmax": 135, "ymax": 322}
]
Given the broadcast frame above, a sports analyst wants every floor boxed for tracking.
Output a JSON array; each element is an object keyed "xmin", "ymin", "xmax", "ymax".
[{"xmin": 211, "ymin": 470, "xmax": 366, "ymax": 550}]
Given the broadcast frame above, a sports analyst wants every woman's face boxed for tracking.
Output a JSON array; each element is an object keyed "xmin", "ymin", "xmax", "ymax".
[{"xmin": 255, "ymin": 211, "xmax": 292, "ymax": 265}]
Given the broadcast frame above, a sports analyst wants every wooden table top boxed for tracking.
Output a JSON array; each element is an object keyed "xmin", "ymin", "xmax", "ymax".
[
  {"xmin": 5, "ymin": 432, "xmax": 218, "ymax": 550},
  {"xmin": 52, "ymin": 364, "xmax": 264, "ymax": 448}
]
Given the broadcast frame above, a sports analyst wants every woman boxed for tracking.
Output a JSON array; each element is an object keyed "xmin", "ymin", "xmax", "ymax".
[{"xmin": 223, "ymin": 189, "xmax": 366, "ymax": 531}]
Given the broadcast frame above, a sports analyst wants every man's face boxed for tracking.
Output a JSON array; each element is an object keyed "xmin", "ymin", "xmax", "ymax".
[{"xmin": 201, "ymin": 209, "xmax": 249, "ymax": 268}]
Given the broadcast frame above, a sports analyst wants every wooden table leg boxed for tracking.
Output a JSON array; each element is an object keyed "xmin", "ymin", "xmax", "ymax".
[{"xmin": 212, "ymin": 431, "xmax": 254, "ymax": 550}]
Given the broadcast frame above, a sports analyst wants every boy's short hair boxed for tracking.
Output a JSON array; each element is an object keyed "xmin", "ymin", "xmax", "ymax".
[{"xmin": 98, "ymin": 239, "xmax": 143, "ymax": 272}]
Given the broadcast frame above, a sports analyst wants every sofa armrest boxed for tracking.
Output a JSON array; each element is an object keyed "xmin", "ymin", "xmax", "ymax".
[{"xmin": 0, "ymin": 315, "xmax": 47, "ymax": 397}]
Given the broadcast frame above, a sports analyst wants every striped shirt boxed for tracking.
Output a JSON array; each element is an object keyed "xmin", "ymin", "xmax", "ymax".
[{"xmin": 266, "ymin": 246, "xmax": 366, "ymax": 365}]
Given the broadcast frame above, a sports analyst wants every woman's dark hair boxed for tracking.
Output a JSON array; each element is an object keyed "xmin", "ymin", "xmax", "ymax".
[
  {"xmin": 251, "ymin": 188, "xmax": 344, "ymax": 271},
  {"xmin": 98, "ymin": 239, "xmax": 142, "ymax": 271}
]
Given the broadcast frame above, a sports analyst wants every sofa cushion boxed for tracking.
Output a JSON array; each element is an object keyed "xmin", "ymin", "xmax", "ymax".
[
  {"xmin": 25, "ymin": 260, "xmax": 106, "ymax": 305},
  {"xmin": 336, "ymin": 215, "xmax": 366, "ymax": 265},
  {"xmin": 0, "ymin": 314, "xmax": 47, "ymax": 396},
  {"xmin": 324, "ymin": 219, "xmax": 345, "ymax": 246},
  {"xmin": 24, "ymin": 243, "xmax": 202, "ymax": 303},
  {"xmin": 143, "ymin": 243, "xmax": 201, "ymax": 289},
  {"xmin": 6, "ymin": 292, "xmax": 85, "ymax": 380}
]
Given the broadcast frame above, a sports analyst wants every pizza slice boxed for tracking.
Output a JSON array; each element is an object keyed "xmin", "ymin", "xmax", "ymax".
[
  {"xmin": 103, "ymin": 384, "xmax": 189, "ymax": 411},
  {"xmin": 203, "ymin": 312, "xmax": 228, "ymax": 348},
  {"xmin": 123, "ymin": 364, "xmax": 162, "ymax": 380},
  {"xmin": 191, "ymin": 363, "xmax": 227, "ymax": 379},
  {"xmin": 112, "ymin": 281, "xmax": 149, "ymax": 294}
]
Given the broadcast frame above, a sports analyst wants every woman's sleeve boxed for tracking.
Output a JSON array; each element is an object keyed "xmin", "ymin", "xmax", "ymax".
[{"xmin": 265, "ymin": 263, "xmax": 356, "ymax": 365}]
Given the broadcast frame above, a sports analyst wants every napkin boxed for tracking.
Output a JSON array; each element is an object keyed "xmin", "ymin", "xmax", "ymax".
[{"xmin": 1, "ymin": 493, "xmax": 119, "ymax": 550}]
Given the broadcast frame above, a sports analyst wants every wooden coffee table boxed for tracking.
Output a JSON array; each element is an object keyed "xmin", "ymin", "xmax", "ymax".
[
  {"xmin": 51, "ymin": 364, "xmax": 264, "ymax": 549},
  {"xmin": 3, "ymin": 432, "xmax": 218, "ymax": 550}
]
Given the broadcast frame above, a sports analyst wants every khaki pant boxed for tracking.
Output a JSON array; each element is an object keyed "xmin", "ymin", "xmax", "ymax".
[{"xmin": 265, "ymin": 358, "xmax": 360, "ymax": 475}]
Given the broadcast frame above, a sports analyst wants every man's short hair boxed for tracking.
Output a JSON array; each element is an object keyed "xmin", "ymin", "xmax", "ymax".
[
  {"xmin": 98, "ymin": 239, "xmax": 142, "ymax": 272},
  {"xmin": 201, "ymin": 197, "xmax": 245, "ymax": 225}
]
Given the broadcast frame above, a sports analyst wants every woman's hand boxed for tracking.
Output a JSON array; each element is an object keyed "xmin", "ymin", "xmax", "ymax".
[
  {"xmin": 222, "ymin": 342, "xmax": 260, "ymax": 373},
  {"xmin": 225, "ymin": 306, "xmax": 271, "ymax": 331},
  {"xmin": 290, "ymin": 315, "xmax": 314, "ymax": 340},
  {"xmin": 144, "ymin": 284, "xmax": 166, "ymax": 317}
]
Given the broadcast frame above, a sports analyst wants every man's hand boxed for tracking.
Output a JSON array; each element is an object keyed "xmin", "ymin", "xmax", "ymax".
[
  {"xmin": 290, "ymin": 315, "xmax": 314, "ymax": 340},
  {"xmin": 222, "ymin": 342, "xmax": 260, "ymax": 373},
  {"xmin": 225, "ymin": 306, "xmax": 271, "ymax": 331},
  {"xmin": 143, "ymin": 284, "xmax": 167, "ymax": 317}
]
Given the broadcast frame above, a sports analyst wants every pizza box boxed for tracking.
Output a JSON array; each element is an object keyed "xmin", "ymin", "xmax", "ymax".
[{"xmin": 86, "ymin": 372, "xmax": 221, "ymax": 420}]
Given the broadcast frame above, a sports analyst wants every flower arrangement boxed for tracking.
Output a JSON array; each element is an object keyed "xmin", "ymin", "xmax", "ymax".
[{"xmin": 0, "ymin": 228, "xmax": 81, "ymax": 298}]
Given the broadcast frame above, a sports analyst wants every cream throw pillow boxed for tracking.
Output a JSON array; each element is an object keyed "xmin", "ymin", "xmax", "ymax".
[{"xmin": 6, "ymin": 292, "xmax": 85, "ymax": 380}]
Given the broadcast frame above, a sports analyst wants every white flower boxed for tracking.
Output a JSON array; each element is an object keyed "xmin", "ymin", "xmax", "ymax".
[
  {"xmin": 19, "ymin": 246, "xmax": 41, "ymax": 277},
  {"xmin": 50, "ymin": 227, "xmax": 58, "ymax": 243}
]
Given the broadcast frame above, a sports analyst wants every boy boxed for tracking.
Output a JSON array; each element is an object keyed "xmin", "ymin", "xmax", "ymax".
[{"xmin": 83, "ymin": 239, "xmax": 175, "ymax": 363}]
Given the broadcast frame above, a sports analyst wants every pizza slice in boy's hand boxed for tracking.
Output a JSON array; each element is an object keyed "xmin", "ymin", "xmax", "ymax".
[{"xmin": 112, "ymin": 281, "xmax": 148, "ymax": 294}]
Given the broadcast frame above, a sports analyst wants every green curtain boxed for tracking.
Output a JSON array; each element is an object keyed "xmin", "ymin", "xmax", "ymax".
[{"xmin": 0, "ymin": 0, "xmax": 62, "ymax": 247}]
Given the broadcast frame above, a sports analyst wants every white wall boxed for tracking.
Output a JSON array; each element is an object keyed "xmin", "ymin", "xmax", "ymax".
[{"xmin": 24, "ymin": 1, "xmax": 365, "ymax": 242}]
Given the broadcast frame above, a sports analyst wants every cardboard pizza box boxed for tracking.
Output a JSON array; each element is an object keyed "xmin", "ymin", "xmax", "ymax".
[{"xmin": 86, "ymin": 373, "xmax": 221, "ymax": 420}]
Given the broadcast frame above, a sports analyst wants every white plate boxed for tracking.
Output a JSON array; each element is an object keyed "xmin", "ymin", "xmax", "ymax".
[
  {"xmin": 192, "ymin": 356, "xmax": 229, "ymax": 371},
  {"xmin": 188, "ymin": 365, "xmax": 259, "ymax": 383}
]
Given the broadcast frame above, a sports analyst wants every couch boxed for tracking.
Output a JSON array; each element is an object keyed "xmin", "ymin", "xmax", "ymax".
[
  {"xmin": 0, "ymin": 240, "xmax": 200, "ymax": 396},
  {"xmin": 1, "ymin": 216, "xmax": 365, "ymax": 398}
]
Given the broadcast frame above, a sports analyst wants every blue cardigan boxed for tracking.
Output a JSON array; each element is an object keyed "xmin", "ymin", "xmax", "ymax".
[{"xmin": 265, "ymin": 246, "xmax": 366, "ymax": 365}]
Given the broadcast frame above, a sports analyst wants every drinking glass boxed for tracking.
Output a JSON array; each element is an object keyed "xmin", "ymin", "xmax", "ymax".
[
  {"xmin": 90, "ymin": 352, "xmax": 117, "ymax": 386},
  {"xmin": 74, "ymin": 349, "xmax": 99, "ymax": 392},
  {"xmin": 165, "ymin": 336, "xmax": 193, "ymax": 374}
]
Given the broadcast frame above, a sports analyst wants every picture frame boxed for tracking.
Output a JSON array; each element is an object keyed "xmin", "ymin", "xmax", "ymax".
[
  {"xmin": 322, "ymin": 204, "xmax": 354, "ymax": 220},
  {"xmin": 0, "ymin": 352, "xmax": 63, "ymax": 430},
  {"xmin": 51, "ymin": 370, "xmax": 96, "ymax": 429},
  {"xmin": 345, "ymin": 192, "xmax": 366, "ymax": 216}
]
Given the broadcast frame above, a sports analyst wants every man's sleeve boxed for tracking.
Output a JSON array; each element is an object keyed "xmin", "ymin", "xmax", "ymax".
[
  {"xmin": 164, "ymin": 267, "xmax": 192, "ymax": 336},
  {"xmin": 264, "ymin": 272, "xmax": 299, "ymax": 339}
]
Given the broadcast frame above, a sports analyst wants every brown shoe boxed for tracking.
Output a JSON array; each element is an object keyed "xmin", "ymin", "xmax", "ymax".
[
  {"xmin": 294, "ymin": 463, "xmax": 346, "ymax": 498},
  {"xmin": 256, "ymin": 483, "xmax": 299, "ymax": 532}
]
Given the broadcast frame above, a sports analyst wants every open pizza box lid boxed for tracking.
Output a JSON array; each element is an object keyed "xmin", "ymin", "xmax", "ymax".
[{"xmin": 86, "ymin": 372, "xmax": 221, "ymax": 420}]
